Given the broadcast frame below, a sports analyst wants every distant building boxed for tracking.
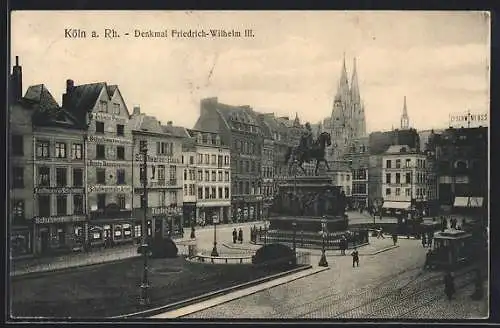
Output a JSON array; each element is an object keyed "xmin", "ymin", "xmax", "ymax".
[
  {"xmin": 186, "ymin": 129, "xmax": 231, "ymax": 225},
  {"xmin": 326, "ymin": 161, "xmax": 352, "ymax": 204},
  {"xmin": 194, "ymin": 97, "xmax": 263, "ymax": 222},
  {"xmin": 381, "ymin": 145, "xmax": 432, "ymax": 216},
  {"xmin": 343, "ymin": 137, "xmax": 370, "ymax": 209}
]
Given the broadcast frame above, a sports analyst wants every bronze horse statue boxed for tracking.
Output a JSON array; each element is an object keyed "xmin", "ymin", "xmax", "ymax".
[{"xmin": 284, "ymin": 131, "xmax": 332, "ymax": 176}]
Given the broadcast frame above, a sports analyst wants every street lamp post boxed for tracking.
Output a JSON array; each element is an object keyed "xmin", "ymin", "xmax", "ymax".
[
  {"xmin": 292, "ymin": 221, "xmax": 297, "ymax": 253},
  {"xmin": 139, "ymin": 145, "xmax": 150, "ymax": 305},
  {"xmin": 318, "ymin": 217, "xmax": 329, "ymax": 267},
  {"xmin": 211, "ymin": 214, "xmax": 219, "ymax": 257}
]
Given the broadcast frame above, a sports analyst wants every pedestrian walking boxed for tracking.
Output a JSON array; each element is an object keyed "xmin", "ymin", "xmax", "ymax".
[
  {"xmin": 427, "ymin": 231, "xmax": 433, "ymax": 248},
  {"xmin": 377, "ymin": 227, "xmax": 385, "ymax": 239},
  {"xmin": 340, "ymin": 236, "xmax": 346, "ymax": 255},
  {"xmin": 424, "ymin": 249, "xmax": 432, "ymax": 269},
  {"xmin": 421, "ymin": 233, "xmax": 427, "ymax": 248},
  {"xmin": 232, "ymin": 228, "xmax": 237, "ymax": 244},
  {"xmin": 392, "ymin": 233, "xmax": 398, "ymax": 246},
  {"xmin": 238, "ymin": 228, "xmax": 243, "ymax": 244},
  {"xmin": 351, "ymin": 248, "xmax": 360, "ymax": 267},
  {"xmin": 444, "ymin": 271, "xmax": 455, "ymax": 301}
]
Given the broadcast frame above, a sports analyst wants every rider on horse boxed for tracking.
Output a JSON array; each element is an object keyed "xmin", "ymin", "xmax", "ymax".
[{"xmin": 301, "ymin": 122, "xmax": 314, "ymax": 155}]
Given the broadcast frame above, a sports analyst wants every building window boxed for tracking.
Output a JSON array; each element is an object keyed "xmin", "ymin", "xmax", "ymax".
[
  {"xmin": 139, "ymin": 140, "xmax": 148, "ymax": 152},
  {"xmin": 159, "ymin": 191, "xmax": 166, "ymax": 205},
  {"xmin": 385, "ymin": 188, "xmax": 391, "ymax": 196},
  {"xmin": 116, "ymin": 169, "xmax": 126, "ymax": 185},
  {"xmin": 55, "ymin": 142, "xmax": 67, "ymax": 158},
  {"xmin": 56, "ymin": 195, "xmax": 67, "ymax": 216},
  {"xmin": 117, "ymin": 194, "xmax": 126, "ymax": 209},
  {"xmin": 158, "ymin": 165, "xmax": 165, "ymax": 181},
  {"xmin": 225, "ymin": 187, "xmax": 230, "ymax": 199},
  {"xmin": 218, "ymin": 155, "xmax": 223, "ymax": 167},
  {"xmin": 13, "ymin": 167, "xmax": 24, "ymax": 188},
  {"xmin": 204, "ymin": 154, "xmax": 209, "ymax": 164},
  {"xmin": 184, "ymin": 184, "xmax": 188, "ymax": 196},
  {"xmin": 97, "ymin": 194, "xmax": 106, "ymax": 210},
  {"xmin": 386, "ymin": 160, "xmax": 391, "ymax": 168},
  {"xmin": 12, "ymin": 135, "xmax": 23, "ymax": 156},
  {"xmin": 198, "ymin": 170, "xmax": 203, "ymax": 181},
  {"xmin": 72, "ymin": 143, "xmax": 83, "ymax": 159},
  {"xmin": 96, "ymin": 144, "xmax": 106, "ymax": 159},
  {"xmin": 395, "ymin": 173, "xmax": 401, "ymax": 184},
  {"xmin": 245, "ymin": 181, "xmax": 250, "ymax": 194},
  {"xmin": 211, "ymin": 187, "xmax": 216, "ymax": 199},
  {"xmin": 113, "ymin": 103, "xmax": 120, "ymax": 114},
  {"xmin": 406, "ymin": 172, "xmax": 411, "ymax": 184},
  {"xmin": 56, "ymin": 168, "xmax": 67, "ymax": 187},
  {"xmin": 73, "ymin": 195, "xmax": 84, "ymax": 214},
  {"xmin": 116, "ymin": 124, "xmax": 125, "ymax": 136},
  {"xmin": 73, "ymin": 168, "xmax": 83, "ymax": 187},
  {"xmin": 169, "ymin": 165, "xmax": 177, "ymax": 184},
  {"xmin": 346, "ymin": 174, "xmax": 350, "ymax": 181},
  {"xmin": 396, "ymin": 159, "xmax": 401, "ymax": 169},
  {"xmin": 405, "ymin": 188, "xmax": 411, "ymax": 197},
  {"xmin": 190, "ymin": 156, "xmax": 194, "ymax": 165},
  {"xmin": 184, "ymin": 169, "xmax": 188, "ymax": 180},
  {"xmin": 157, "ymin": 142, "xmax": 173, "ymax": 155},
  {"xmin": 212, "ymin": 171, "xmax": 216, "ymax": 181},
  {"xmin": 38, "ymin": 167, "xmax": 50, "ymax": 186},
  {"xmin": 99, "ymin": 101, "xmax": 108, "ymax": 113},
  {"xmin": 169, "ymin": 191, "xmax": 177, "ymax": 205},
  {"xmin": 96, "ymin": 121, "xmax": 105, "ymax": 133},
  {"xmin": 218, "ymin": 171, "xmax": 223, "ymax": 182},
  {"xmin": 116, "ymin": 146, "xmax": 125, "ymax": 160},
  {"xmin": 189, "ymin": 184, "xmax": 194, "ymax": 195},
  {"xmin": 96, "ymin": 168, "xmax": 106, "ymax": 184},
  {"xmin": 385, "ymin": 173, "xmax": 391, "ymax": 184},
  {"xmin": 205, "ymin": 187, "xmax": 210, "ymax": 199},
  {"xmin": 12, "ymin": 200, "xmax": 25, "ymax": 220},
  {"xmin": 405, "ymin": 159, "xmax": 411, "ymax": 168},
  {"xmin": 218, "ymin": 187, "xmax": 223, "ymax": 199},
  {"xmin": 198, "ymin": 187, "xmax": 203, "ymax": 199},
  {"xmin": 36, "ymin": 140, "xmax": 50, "ymax": 158},
  {"xmin": 395, "ymin": 188, "xmax": 401, "ymax": 196},
  {"xmin": 205, "ymin": 170, "xmax": 210, "ymax": 182},
  {"xmin": 225, "ymin": 171, "xmax": 230, "ymax": 182},
  {"xmin": 38, "ymin": 195, "xmax": 51, "ymax": 217}
]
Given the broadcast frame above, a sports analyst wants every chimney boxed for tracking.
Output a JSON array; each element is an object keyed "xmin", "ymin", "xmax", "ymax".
[
  {"xmin": 10, "ymin": 55, "xmax": 22, "ymax": 102},
  {"xmin": 66, "ymin": 79, "xmax": 75, "ymax": 93},
  {"xmin": 167, "ymin": 121, "xmax": 173, "ymax": 127},
  {"xmin": 133, "ymin": 106, "xmax": 141, "ymax": 116}
]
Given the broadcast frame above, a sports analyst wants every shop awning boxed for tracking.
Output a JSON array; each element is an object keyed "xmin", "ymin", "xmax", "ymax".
[
  {"xmin": 382, "ymin": 201, "xmax": 411, "ymax": 209},
  {"xmin": 453, "ymin": 197, "xmax": 469, "ymax": 207},
  {"xmin": 468, "ymin": 197, "xmax": 484, "ymax": 208}
]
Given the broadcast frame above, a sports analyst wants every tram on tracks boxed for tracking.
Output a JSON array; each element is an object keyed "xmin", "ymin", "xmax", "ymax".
[{"xmin": 425, "ymin": 229, "xmax": 476, "ymax": 270}]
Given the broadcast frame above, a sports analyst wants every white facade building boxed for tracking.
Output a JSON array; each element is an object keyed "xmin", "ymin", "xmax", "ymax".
[
  {"xmin": 381, "ymin": 144, "xmax": 429, "ymax": 215},
  {"xmin": 187, "ymin": 129, "xmax": 231, "ymax": 225}
]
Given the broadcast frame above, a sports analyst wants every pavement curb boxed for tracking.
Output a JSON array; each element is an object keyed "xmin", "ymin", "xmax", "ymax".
[
  {"xmin": 149, "ymin": 265, "xmax": 330, "ymax": 319},
  {"xmin": 113, "ymin": 264, "xmax": 314, "ymax": 319}
]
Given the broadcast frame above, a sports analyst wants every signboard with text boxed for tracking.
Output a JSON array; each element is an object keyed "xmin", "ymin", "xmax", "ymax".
[
  {"xmin": 134, "ymin": 153, "xmax": 181, "ymax": 164},
  {"xmin": 93, "ymin": 113, "xmax": 128, "ymax": 123},
  {"xmin": 34, "ymin": 187, "xmax": 84, "ymax": 194},
  {"xmin": 87, "ymin": 160, "xmax": 133, "ymax": 167},
  {"xmin": 88, "ymin": 185, "xmax": 132, "ymax": 193},
  {"xmin": 34, "ymin": 215, "xmax": 86, "ymax": 224},
  {"xmin": 87, "ymin": 135, "xmax": 132, "ymax": 145},
  {"xmin": 151, "ymin": 207, "xmax": 183, "ymax": 216},
  {"xmin": 449, "ymin": 111, "xmax": 488, "ymax": 128}
]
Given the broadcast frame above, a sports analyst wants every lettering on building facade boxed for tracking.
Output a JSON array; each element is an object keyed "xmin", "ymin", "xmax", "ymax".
[
  {"xmin": 88, "ymin": 185, "xmax": 133, "ymax": 193},
  {"xmin": 87, "ymin": 135, "xmax": 132, "ymax": 144},
  {"xmin": 134, "ymin": 153, "xmax": 180, "ymax": 164},
  {"xmin": 449, "ymin": 112, "xmax": 488, "ymax": 127},
  {"xmin": 34, "ymin": 187, "xmax": 85, "ymax": 194},
  {"xmin": 93, "ymin": 113, "xmax": 128, "ymax": 123},
  {"xmin": 87, "ymin": 160, "xmax": 133, "ymax": 167},
  {"xmin": 151, "ymin": 207, "xmax": 183, "ymax": 216},
  {"xmin": 34, "ymin": 215, "xmax": 87, "ymax": 224}
]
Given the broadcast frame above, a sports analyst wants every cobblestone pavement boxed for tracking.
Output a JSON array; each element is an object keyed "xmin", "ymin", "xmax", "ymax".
[
  {"xmin": 11, "ymin": 221, "xmax": 267, "ymax": 276},
  {"xmin": 185, "ymin": 239, "xmax": 487, "ymax": 319}
]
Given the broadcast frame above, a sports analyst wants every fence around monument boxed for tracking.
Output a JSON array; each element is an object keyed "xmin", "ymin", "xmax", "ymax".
[{"xmin": 254, "ymin": 229, "xmax": 369, "ymax": 250}]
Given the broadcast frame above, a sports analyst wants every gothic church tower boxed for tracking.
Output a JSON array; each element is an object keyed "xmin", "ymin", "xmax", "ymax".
[{"xmin": 328, "ymin": 55, "xmax": 367, "ymax": 161}]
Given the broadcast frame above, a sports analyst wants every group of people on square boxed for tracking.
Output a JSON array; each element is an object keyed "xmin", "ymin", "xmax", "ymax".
[{"xmin": 232, "ymin": 227, "xmax": 244, "ymax": 244}]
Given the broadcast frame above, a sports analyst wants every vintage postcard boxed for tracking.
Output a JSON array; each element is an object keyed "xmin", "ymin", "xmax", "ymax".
[{"xmin": 8, "ymin": 10, "xmax": 490, "ymax": 321}]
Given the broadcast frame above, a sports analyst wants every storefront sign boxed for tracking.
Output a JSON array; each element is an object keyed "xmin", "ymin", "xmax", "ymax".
[
  {"xmin": 87, "ymin": 160, "xmax": 132, "ymax": 167},
  {"xmin": 87, "ymin": 135, "xmax": 132, "ymax": 145},
  {"xmin": 151, "ymin": 207, "xmax": 182, "ymax": 216},
  {"xmin": 93, "ymin": 113, "xmax": 127, "ymax": 123},
  {"xmin": 449, "ymin": 111, "xmax": 488, "ymax": 128},
  {"xmin": 88, "ymin": 185, "xmax": 132, "ymax": 193},
  {"xmin": 34, "ymin": 187, "xmax": 84, "ymax": 194},
  {"xmin": 135, "ymin": 153, "xmax": 180, "ymax": 164},
  {"xmin": 34, "ymin": 215, "xmax": 86, "ymax": 224}
]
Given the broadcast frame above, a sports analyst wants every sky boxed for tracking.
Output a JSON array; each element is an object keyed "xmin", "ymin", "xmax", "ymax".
[{"xmin": 11, "ymin": 11, "xmax": 490, "ymax": 132}]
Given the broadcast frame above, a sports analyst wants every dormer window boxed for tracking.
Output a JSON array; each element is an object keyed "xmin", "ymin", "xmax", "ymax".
[
  {"xmin": 113, "ymin": 103, "xmax": 120, "ymax": 115},
  {"xmin": 99, "ymin": 101, "xmax": 108, "ymax": 113}
]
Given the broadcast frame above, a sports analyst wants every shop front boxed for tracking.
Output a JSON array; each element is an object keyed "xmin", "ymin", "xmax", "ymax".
[
  {"xmin": 232, "ymin": 196, "xmax": 263, "ymax": 222},
  {"xmin": 183, "ymin": 202, "xmax": 196, "ymax": 228},
  {"xmin": 33, "ymin": 215, "xmax": 87, "ymax": 255},
  {"xmin": 88, "ymin": 209, "xmax": 135, "ymax": 248},
  {"xmin": 11, "ymin": 226, "xmax": 33, "ymax": 259}
]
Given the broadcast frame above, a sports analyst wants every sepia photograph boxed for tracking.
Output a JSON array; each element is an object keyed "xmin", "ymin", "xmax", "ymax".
[{"xmin": 8, "ymin": 10, "xmax": 490, "ymax": 321}]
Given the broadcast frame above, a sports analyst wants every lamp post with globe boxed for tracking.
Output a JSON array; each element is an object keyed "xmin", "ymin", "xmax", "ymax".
[{"xmin": 211, "ymin": 214, "xmax": 219, "ymax": 257}]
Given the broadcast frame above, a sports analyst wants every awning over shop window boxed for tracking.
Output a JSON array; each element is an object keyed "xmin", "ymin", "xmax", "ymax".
[
  {"xmin": 468, "ymin": 197, "xmax": 484, "ymax": 208},
  {"xmin": 453, "ymin": 197, "xmax": 469, "ymax": 207},
  {"xmin": 382, "ymin": 201, "xmax": 411, "ymax": 209}
]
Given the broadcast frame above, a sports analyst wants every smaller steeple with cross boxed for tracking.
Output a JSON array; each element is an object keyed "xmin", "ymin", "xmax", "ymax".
[{"xmin": 400, "ymin": 96, "xmax": 410, "ymax": 130}]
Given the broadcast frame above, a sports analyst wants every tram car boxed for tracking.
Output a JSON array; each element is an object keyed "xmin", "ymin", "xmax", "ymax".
[{"xmin": 425, "ymin": 229, "xmax": 475, "ymax": 270}]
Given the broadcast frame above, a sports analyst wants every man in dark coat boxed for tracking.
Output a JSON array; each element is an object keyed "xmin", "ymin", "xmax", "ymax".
[
  {"xmin": 238, "ymin": 228, "xmax": 243, "ymax": 244},
  {"xmin": 444, "ymin": 271, "xmax": 455, "ymax": 301},
  {"xmin": 232, "ymin": 228, "xmax": 237, "ymax": 244},
  {"xmin": 351, "ymin": 248, "xmax": 360, "ymax": 267}
]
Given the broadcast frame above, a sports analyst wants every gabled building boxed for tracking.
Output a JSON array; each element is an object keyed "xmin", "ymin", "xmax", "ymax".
[
  {"xmin": 129, "ymin": 109, "xmax": 186, "ymax": 238},
  {"xmin": 195, "ymin": 97, "xmax": 263, "ymax": 222},
  {"xmin": 62, "ymin": 79, "xmax": 136, "ymax": 248}
]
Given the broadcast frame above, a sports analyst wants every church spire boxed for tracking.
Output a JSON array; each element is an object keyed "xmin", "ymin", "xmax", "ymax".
[
  {"xmin": 350, "ymin": 57, "xmax": 360, "ymax": 104},
  {"xmin": 293, "ymin": 112, "xmax": 300, "ymax": 127},
  {"xmin": 335, "ymin": 52, "xmax": 350, "ymax": 102},
  {"xmin": 400, "ymin": 96, "xmax": 409, "ymax": 129}
]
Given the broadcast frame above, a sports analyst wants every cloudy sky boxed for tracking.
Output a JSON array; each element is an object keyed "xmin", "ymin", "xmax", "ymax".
[{"xmin": 11, "ymin": 11, "xmax": 490, "ymax": 132}]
